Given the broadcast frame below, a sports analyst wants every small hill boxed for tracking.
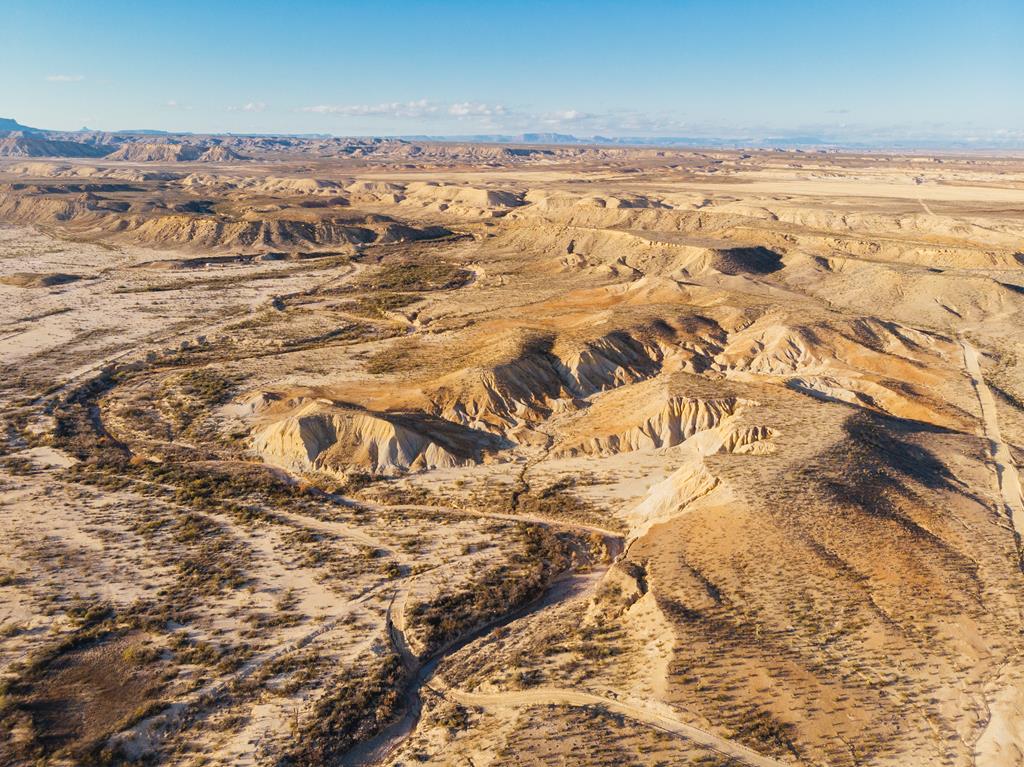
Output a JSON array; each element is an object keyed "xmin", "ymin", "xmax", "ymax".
[
  {"xmin": 0, "ymin": 135, "xmax": 109, "ymax": 158},
  {"xmin": 253, "ymin": 400, "xmax": 504, "ymax": 477},
  {"xmin": 197, "ymin": 145, "xmax": 248, "ymax": 162},
  {"xmin": 104, "ymin": 143, "xmax": 203, "ymax": 162},
  {"xmin": 0, "ymin": 117, "xmax": 42, "ymax": 134}
]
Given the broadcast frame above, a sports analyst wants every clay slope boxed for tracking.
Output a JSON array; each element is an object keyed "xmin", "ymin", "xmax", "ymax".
[
  {"xmin": 420, "ymin": 329, "xmax": 665, "ymax": 434},
  {"xmin": 555, "ymin": 389, "xmax": 755, "ymax": 457},
  {"xmin": 252, "ymin": 400, "xmax": 505, "ymax": 477}
]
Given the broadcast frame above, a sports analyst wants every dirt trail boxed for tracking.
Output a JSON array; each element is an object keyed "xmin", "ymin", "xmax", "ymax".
[
  {"xmin": 271, "ymin": 506, "xmax": 398, "ymax": 554},
  {"xmin": 961, "ymin": 337, "xmax": 1024, "ymax": 765},
  {"xmin": 340, "ymin": 567, "xmax": 610, "ymax": 766},
  {"xmin": 960, "ymin": 338, "xmax": 1024, "ymax": 549},
  {"xmin": 438, "ymin": 686, "xmax": 790, "ymax": 767},
  {"xmin": 377, "ymin": 501, "xmax": 625, "ymax": 548},
  {"xmin": 340, "ymin": 475, "xmax": 793, "ymax": 766}
]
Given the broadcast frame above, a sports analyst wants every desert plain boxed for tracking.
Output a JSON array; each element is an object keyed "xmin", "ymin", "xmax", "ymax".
[{"xmin": 0, "ymin": 134, "xmax": 1023, "ymax": 767}]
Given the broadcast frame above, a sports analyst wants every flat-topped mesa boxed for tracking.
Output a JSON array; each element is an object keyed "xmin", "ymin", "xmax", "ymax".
[
  {"xmin": 127, "ymin": 216, "xmax": 387, "ymax": 250},
  {"xmin": 252, "ymin": 401, "xmax": 505, "ymax": 478},
  {"xmin": 345, "ymin": 179, "xmax": 406, "ymax": 204},
  {"xmin": 402, "ymin": 182, "xmax": 525, "ymax": 209}
]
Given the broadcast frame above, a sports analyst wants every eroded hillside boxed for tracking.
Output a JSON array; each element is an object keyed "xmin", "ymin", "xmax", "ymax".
[{"xmin": 1, "ymin": 146, "xmax": 1023, "ymax": 767}]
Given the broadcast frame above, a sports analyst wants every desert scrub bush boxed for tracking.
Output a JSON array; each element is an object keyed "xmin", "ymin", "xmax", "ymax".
[
  {"xmin": 430, "ymin": 701, "xmax": 470, "ymax": 732},
  {"xmin": 517, "ymin": 669, "xmax": 544, "ymax": 687},
  {"xmin": 115, "ymin": 699, "xmax": 168, "ymax": 730},
  {"xmin": 170, "ymin": 635, "xmax": 252, "ymax": 673},
  {"xmin": 0, "ymin": 454, "xmax": 36, "ymax": 476},
  {"xmin": 730, "ymin": 709, "xmax": 800, "ymax": 758},
  {"xmin": 275, "ymin": 651, "xmax": 406, "ymax": 766},
  {"xmin": 121, "ymin": 643, "xmax": 161, "ymax": 666},
  {"xmin": 365, "ymin": 337, "xmax": 425, "ymax": 375},
  {"xmin": 514, "ymin": 481, "xmax": 625, "ymax": 534},
  {"xmin": 0, "ymin": 622, "xmax": 25, "ymax": 638},
  {"xmin": 408, "ymin": 523, "xmax": 574, "ymax": 655},
  {"xmin": 361, "ymin": 261, "xmax": 471, "ymax": 292},
  {"xmin": 171, "ymin": 368, "xmax": 239, "ymax": 406},
  {"xmin": 163, "ymin": 368, "xmax": 242, "ymax": 433},
  {"xmin": 244, "ymin": 609, "xmax": 303, "ymax": 636},
  {"xmin": 343, "ymin": 292, "xmax": 422, "ymax": 318}
]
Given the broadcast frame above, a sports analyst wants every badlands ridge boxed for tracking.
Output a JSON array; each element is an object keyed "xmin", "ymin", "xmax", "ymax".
[{"xmin": 0, "ymin": 138, "xmax": 1023, "ymax": 767}]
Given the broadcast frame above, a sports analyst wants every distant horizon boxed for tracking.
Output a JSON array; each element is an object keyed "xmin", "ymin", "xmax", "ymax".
[{"xmin": 5, "ymin": 116, "xmax": 1024, "ymax": 152}]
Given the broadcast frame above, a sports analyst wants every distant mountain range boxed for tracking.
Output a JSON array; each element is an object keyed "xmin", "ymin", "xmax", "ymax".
[
  {"xmin": 398, "ymin": 132, "xmax": 1024, "ymax": 150},
  {"xmin": 2, "ymin": 117, "xmax": 1022, "ymax": 151}
]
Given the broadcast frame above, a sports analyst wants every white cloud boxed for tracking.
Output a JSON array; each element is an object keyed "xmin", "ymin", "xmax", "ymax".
[
  {"xmin": 301, "ymin": 99, "xmax": 437, "ymax": 118},
  {"xmin": 229, "ymin": 101, "xmax": 267, "ymax": 113},
  {"xmin": 46, "ymin": 74, "xmax": 84, "ymax": 82},
  {"xmin": 296, "ymin": 98, "xmax": 695, "ymax": 137},
  {"xmin": 545, "ymin": 109, "xmax": 592, "ymax": 123},
  {"xmin": 448, "ymin": 102, "xmax": 506, "ymax": 117}
]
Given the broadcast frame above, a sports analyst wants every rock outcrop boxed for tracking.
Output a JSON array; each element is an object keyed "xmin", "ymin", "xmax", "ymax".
[{"xmin": 252, "ymin": 401, "xmax": 503, "ymax": 477}]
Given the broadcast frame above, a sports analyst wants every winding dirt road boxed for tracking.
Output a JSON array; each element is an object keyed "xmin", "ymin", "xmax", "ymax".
[
  {"xmin": 961, "ymin": 338, "xmax": 1024, "ymax": 550},
  {"xmin": 435, "ymin": 685, "xmax": 791, "ymax": 767},
  {"xmin": 342, "ymin": 527, "xmax": 788, "ymax": 767}
]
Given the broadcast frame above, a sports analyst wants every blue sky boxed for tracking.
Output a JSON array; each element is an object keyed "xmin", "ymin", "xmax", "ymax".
[{"xmin": 2, "ymin": 0, "xmax": 1021, "ymax": 141}]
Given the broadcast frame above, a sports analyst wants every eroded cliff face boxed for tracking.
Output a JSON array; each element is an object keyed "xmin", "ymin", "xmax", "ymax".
[{"xmin": 252, "ymin": 401, "xmax": 503, "ymax": 477}]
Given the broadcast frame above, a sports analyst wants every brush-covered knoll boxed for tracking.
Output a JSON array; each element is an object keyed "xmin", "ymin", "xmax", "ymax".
[
  {"xmin": 622, "ymin": 397, "xmax": 1020, "ymax": 765},
  {"xmin": 715, "ymin": 313, "xmax": 973, "ymax": 429},
  {"xmin": 706, "ymin": 245, "xmax": 784, "ymax": 275}
]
